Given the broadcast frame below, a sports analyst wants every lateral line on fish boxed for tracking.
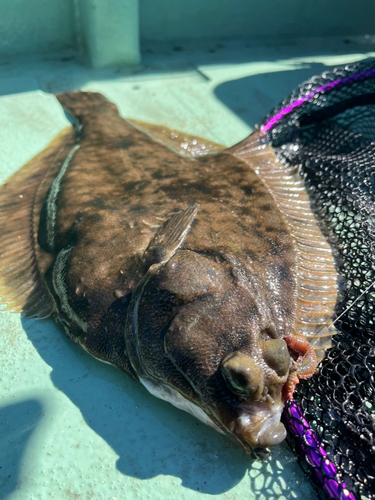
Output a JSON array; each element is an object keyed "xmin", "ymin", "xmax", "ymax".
[
  {"xmin": 46, "ymin": 144, "xmax": 80, "ymax": 249},
  {"xmin": 52, "ymin": 245, "xmax": 88, "ymax": 333}
]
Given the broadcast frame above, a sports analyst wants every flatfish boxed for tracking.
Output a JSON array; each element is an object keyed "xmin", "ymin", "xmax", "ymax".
[{"xmin": 0, "ymin": 91, "xmax": 338, "ymax": 457}]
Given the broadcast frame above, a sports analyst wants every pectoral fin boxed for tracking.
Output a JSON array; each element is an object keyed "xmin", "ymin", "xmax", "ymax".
[{"xmin": 143, "ymin": 204, "xmax": 199, "ymax": 266}]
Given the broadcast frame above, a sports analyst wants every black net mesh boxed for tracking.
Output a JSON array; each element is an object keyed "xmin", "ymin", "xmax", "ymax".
[{"xmin": 261, "ymin": 60, "xmax": 375, "ymax": 500}]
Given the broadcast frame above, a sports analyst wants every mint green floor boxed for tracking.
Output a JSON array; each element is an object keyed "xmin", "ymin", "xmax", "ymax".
[{"xmin": 1, "ymin": 38, "xmax": 375, "ymax": 500}]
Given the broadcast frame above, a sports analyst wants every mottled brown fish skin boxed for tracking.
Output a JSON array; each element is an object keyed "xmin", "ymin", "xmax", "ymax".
[
  {"xmin": 41, "ymin": 92, "xmax": 296, "ymax": 453},
  {"xmin": 1, "ymin": 92, "xmax": 304, "ymax": 456},
  {"xmin": 52, "ymin": 92, "xmax": 297, "ymax": 332}
]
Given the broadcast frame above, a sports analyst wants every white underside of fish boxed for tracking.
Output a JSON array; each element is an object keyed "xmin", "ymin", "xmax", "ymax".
[
  {"xmin": 139, "ymin": 376, "xmax": 225, "ymax": 434},
  {"xmin": 140, "ymin": 376, "xmax": 284, "ymax": 446}
]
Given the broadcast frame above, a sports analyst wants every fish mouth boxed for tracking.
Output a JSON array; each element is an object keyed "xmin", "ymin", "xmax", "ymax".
[{"xmin": 231, "ymin": 400, "xmax": 286, "ymax": 450}]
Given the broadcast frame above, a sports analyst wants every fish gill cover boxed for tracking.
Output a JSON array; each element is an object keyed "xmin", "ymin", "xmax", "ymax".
[{"xmin": 262, "ymin": 59, "xmax": 375, "ymax": 500}]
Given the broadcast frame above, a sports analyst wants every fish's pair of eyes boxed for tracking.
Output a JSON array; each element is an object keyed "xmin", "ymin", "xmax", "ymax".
[{"xmin": 221, "ymin": 339, "xmax": 290, "ymax": 397}]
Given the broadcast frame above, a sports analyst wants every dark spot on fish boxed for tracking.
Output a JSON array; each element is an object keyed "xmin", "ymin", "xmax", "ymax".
[
  {"xmin": 199, "ymin": 207, "xmax": 209, "ymax": 216},
  {"xmin": 260, "ymin": 204, "xmax": 273, "ymax": 212},
  {"xmin": 276, "ymin": 264, "xmax": 292, "ymax": 282},
  {"xmin": 164, "ymin": 158, "xmax": 181, "ymax": 165},
  {"xmin": 145, "ymin": 245, "xmax": 167, "ymax": 266},
  {"xmin": 277, "ymin": 228, "xmax": 290, "ymax": 237},
  {"xmin": 152, "ymin": 170, "xmax": 165, "ymax": 180},
  {"xmin": 160, "ymin": 181, "xmax": 218, "ymax": 199},
  {"xmin": 190, "ymin": 249, "xmax": 227, "ymax": 265},
  {"xmin": 246, "ymin": 249, "xmax": 259, "ymax": 262},
  {"xmin": 267, "ymin": 239, "xmax": 283, "ymax": 256},
  {"xmin": 247, "ymin": 188, "xmax": 266, "ymax": 200},
  {"xmin": 235, "ymin": 220, "xmax": 253, "ymax": 234},
  {"xmin": 123, "ymin": 180, "xmax": 151, "ymax": 192},
  {"xmin": 283, "ymin": 243, "xmax": 296, "ymax": 254},
  {"xmin": 215, "ymin": 185, "xmax": 235, "ymax": 199},
  {"xmin": 232, "ymin": 165, "xmax": 247, "ymax": 174},
  {"xmin": 90, "ymin": 197, "xmax": 113, "ymax": 211},
  {"xmin": 128, "ymin": 204, "xmax": 148, "ymax": 214},
  {"xmin": 129, "ymin": 152, "xmax": 149, "ymax": 161},
  {"xmin": 79, "ymin": 213, "xmax": 102, "ymax": 225},
  {"xmin": 239, "ymin": 205, "xmax": 255, "ymax": 217},
  {"xmin": 241, "ymin": 185, "xmax": 255, "ymax": 196},
  {"xmin": 113, "ymin": 136, "xmax": 135, "ymax": 149},
  {"xmin": 161, "ymin": 171, "xmax": 180, "ymax": 180},
  {"xmin": 187, "ymin": 183, "xmax": 215, "ymax": 195}
]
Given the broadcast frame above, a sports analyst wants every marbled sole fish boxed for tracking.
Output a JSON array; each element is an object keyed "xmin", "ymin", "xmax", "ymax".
[{"xmin": 0, "ymin": 91, "xmax": 338, "ymax": 457}]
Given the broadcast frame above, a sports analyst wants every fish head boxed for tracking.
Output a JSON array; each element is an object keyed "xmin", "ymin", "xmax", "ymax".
[{"xmin": 129, "ymin": 248, "xmax": 293, "ymax": 455}]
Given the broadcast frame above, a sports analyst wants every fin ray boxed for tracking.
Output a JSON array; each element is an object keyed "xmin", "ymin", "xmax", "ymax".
[
  {"xmin": 127, "ymin": 119, "xmax": 225, "ymax": 157},
  {"xmin": 0, "ymin": 127, "xmax": 75, "ymax": 317},
  {"xmin": 144, "ymin": 204, "xmax": 199, "ymax": 265},
  {"xmin": 230, "ymin": 132, "xmax": 338, "ymax": 358}
]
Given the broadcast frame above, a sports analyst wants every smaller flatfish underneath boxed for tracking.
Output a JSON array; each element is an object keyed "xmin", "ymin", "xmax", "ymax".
[{"xmin": 0, "ymin": 91, "xmax": 338, "ymax": 457}]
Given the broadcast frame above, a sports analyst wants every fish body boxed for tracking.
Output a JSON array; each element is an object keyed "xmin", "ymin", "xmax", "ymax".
[{"xmin": 0, "ymin": 91, "xmax": 338, "ymax": 456}]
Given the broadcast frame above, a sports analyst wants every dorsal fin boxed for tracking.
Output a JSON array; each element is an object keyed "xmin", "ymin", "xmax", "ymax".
[
  {"xmin": 0, "ymin": 127, "xmax": 76, "ymax": 318},
  {"xmin": 229, "ymin": 131, "xmax": 339, "ymax": 363},
  {"xmin": 143, "ymin": 204, "xmax": 199, "ymax": 266},
  {"xmin": 126, "ymin": 119, "xmax": 225, "ymax": 157}
]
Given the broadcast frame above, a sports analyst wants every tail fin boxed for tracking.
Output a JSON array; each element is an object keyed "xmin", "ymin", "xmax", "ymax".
[{"xmin": 56, "ymin": 91, "xmax": 119, "ymax": 123}]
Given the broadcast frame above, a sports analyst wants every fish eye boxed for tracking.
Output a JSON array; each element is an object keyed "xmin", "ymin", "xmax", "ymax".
[
  {"xmin": 262, "ymin": 338, "xmax": 291, "ymax": 377},
  {"xmin": 221, "ymin": 352, "xmax": 264, "ymax": 396}
]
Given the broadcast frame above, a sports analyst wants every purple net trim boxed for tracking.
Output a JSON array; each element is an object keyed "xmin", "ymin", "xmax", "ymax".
[
  {"xmin": 261, "ymin": 67, "xmax": 375, "ymax": 134},
  {"xmin": 283, "ymin": 400, "xmax": 358, "ymax": 500}
]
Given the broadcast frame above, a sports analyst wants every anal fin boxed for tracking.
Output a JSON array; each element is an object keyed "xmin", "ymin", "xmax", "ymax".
[
  {"xmin": 0, "ymin": 127, "xmax": 76, "ymax": 318},
  {"xmin": 230, "ymin": 131, "xmax": 339, "ymax": 363}
]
